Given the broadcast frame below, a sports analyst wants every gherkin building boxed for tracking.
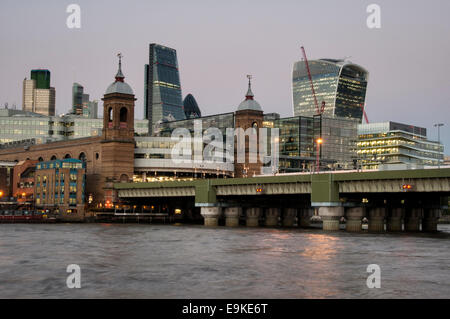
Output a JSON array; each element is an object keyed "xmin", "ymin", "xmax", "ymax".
[{"xmin": 183, "ymin": 94, "xmax": 201, "ymax": 119}]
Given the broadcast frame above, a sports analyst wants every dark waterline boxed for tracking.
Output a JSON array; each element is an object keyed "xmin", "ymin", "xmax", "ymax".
[{"xmin": 0, "ymin": 223, "xmax": 449, "ymax": 299}]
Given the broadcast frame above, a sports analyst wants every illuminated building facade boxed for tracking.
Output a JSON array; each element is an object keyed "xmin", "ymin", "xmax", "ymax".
[
  {"xmin": 144, "ymin": 44, "xmax": 186, "ymax": 134},
  {"xmin": 357, "ymin": 122, "xmax": 444, "ymax": 169},
  {"xmin": 13, "ymin": 159, "xmax": 38, "ymax": 203},
  {"xmin": 262, "ymin": 114, "xmax": 358, "ymax": 171},
  {"xmin": 292, "ymin": 59, "xmax": 368, "ymax": 122},
  {"xmin": 34, "ymin": 158, "xmax": 86, "ymax": 220}
]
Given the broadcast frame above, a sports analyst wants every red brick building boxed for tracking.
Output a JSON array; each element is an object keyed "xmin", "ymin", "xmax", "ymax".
[
  {"xmin": 0, "ymin": 59, "xmax": 135, "ymax": 208},
  {"xmin": 13, "ymin": 159, "xmax": 38, "ymax": 203}
]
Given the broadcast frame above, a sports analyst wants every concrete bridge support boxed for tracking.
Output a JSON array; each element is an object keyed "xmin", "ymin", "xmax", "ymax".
[
  {"xmin": 282, "ymin": 208, "xmax": 297, "ymax": 227},
  {"xmin": 246, "ymin": 208, "xmax": 261, "ymax": 227},
  {"xmin": 422, "ymin": 208, "xmax": 441, "ymax": 232},
  {"xmin": 387, "ymin": 208, "xmax": 404, "ymax": 232},
  {"xmin": 224, "ymin": 207, "xmax": 241, "ymax": 227},
  {"xmin": 201, "ymin": 207, "xmax": 222, "ymax": 227},
  {"xmin": 405, "ymin": 208, "xmax": 423, "ymax": 232},
  {"xmin": 368, "ymin": 207, "xmax": 386, "ymax": 232},
  {"xmin": 265, "ymin": 208, "xmax": 280, "ymax": 227},
  {"xmin": 319, "ymin": 207, "xmax": 344, "ymax": 231},
  {"xmin": 345, "ymin": 207, "xmax": 365, "ymax": 232},
  {"xmin": 299, "ymin": 208, "xmax": 314, "ymax": 228}
]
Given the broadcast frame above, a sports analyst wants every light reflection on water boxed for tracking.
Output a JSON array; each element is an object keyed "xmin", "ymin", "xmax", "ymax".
[{"xmin": 0, "ymin": 224, "xmax": 449, "ymax": 299}]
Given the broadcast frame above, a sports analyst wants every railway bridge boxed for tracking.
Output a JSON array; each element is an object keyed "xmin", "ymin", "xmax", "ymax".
[{"xmin": 114, "ymin": 168, "xmax": 450, "ymax": 232}]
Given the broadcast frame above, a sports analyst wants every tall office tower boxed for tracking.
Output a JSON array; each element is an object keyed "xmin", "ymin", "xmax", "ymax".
[
  {"xmin": 144, "ymin": 43, "xmax": 186, "ymax": 134},
  {"xmin": 34, "ymin": 87, "xmax": 55, "ymax": 116},
  {"xmin": 22, "ymin": 70, "xmax": 56, "ymax": 116},
  {"xmin": 72, "ymin": 83, "xmax": 98, "ymax": 118},
  {"xmin": 72, "ymin": 83, "xmax": 84, "ymax": 115},
  {"xmin": 292, "ymin": 59, "xmax": 369, "ymax": 122},
  {"xmin": 83, "ymin": 100, "xmax": 98, "ymax": 119},
  {"xmin": 22, "ymin": 79, "xmax": 35, "ymax": 112}
]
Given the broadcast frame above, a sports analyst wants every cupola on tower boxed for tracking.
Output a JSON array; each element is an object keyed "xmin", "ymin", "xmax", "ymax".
[
  {"xmin": 234, "ymin": 75, "xmax": 264, "ymax": 178},
  {"xmin": 102, "ymin": 53, "xmax": 135, "ymax": 141},
  {"xmin": 100, "ymin": 54, "xmax": 136, "ymax": 195}
]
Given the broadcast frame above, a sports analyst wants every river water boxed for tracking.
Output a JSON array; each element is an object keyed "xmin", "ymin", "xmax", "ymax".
[{"xmin": 0, "ymin": 223, "xmax": 449, "ymax": 299}]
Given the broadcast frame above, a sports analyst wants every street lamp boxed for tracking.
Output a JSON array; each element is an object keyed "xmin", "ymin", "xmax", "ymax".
[
  {"xmin": 316, "ymin": 138, "xmax": 323, "ymax": 172},
  {"xmin": 434, "ymin": 123, "xmax": 444, "ymax": 169}
]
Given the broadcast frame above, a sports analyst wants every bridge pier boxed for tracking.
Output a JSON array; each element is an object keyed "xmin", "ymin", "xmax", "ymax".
[
  {"xmin": 319, "ymin": 207, "xmax": 344, "ymax": 231},
  {"xmin": 387, "ymin": 208, "xmax": 404, "ymax": 232},
  {"xmin": 265, "ymin": 208, "xmax": 280, "ymax": 227},
  {"xmin": 345, "ymin": 207, "xmax": 365, "ymax": 232},
  {"xmin": 299, "ymin": 208, "xmax": 314, "ymax": 228},
  {"xmin": 282, "ymin": 208, "xmax": 297, "ymax": 227},
  {"xmin": 246, "ymin": 208, "xmax": 261, "ymax": 227},
  {"xmin": 405, "ymin": 208, "xmax": 423, "ymax": 232},
  {"xmin": 224, "ymin": 207, "xmax": 241, "ymax": 227},
  {"xmin": 368, "ymin": 207, "xmax": 386, "ymax": 232},
  {"xmin": 200, "ymin": 207, "xmax": 222, "ymax": 227},
  {"xmin": 422, "ymin": 208, "xmax": 441, "ymax": 232}
]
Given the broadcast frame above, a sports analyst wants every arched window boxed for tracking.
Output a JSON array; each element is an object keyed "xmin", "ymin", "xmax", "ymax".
[
  {"xmin": 120, "ymin": 107, "xmax": 128, "ymax": 128},
  {"xmin": 79, "ymin": 152, "xmax": 86, "ymax": 162},
  {"xmin": 120, "ymin": 174, "xmax": 129, "ymax": 182},
  {"xmin": 38, "ymin": 157, "xmax": 44, "ymax": 162},
  {"xmin": 64, "ymin": 154, "xmax": 71, "ymax": 159},
  {"xmin": 108, "ymin": 107, "xmax": 113, "ymax": 128},
  {"xmin": 51, "ymin": 155, "xmax": 57, "ymax": 161}
]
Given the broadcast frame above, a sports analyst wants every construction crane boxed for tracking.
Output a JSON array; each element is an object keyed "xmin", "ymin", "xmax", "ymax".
[
  {"xmin": 301, "ymin": 46, "xmax": 324, "ymax": 115},
  {"xmin": 361, "ymin": 103, "xmax": 369, "ymax": 124}
]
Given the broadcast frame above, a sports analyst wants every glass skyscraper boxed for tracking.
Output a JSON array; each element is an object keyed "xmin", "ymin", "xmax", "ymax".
[
  {"xmin": 292, "ymin": 59, "xmax": 369, "ymax": 122},
  {"xmin": 144, "ymin": 44, "xmax": 186, "ymax": 134},
  {"xmin": 72, "ymin": 83, "xmax": 84, "ymax": 115}
]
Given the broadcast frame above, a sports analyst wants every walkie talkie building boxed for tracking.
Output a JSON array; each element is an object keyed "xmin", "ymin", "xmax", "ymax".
[{"xmin": 292, "ymin": 59, "xmax": 369, "ymax": 122}]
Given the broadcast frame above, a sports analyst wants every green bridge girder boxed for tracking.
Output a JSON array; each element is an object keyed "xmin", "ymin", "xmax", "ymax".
[{"xmin": 114, "ymin": 168, "xmax": 450, "ymax": 207}]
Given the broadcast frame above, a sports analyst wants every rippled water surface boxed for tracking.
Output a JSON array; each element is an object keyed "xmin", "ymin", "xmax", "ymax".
[{"xmin": 0, "ymin": 223, "xmax": 449, "ymax": 298}]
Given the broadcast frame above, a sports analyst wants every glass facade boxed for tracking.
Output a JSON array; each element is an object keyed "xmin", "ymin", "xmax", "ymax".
[
  {"xmin": 357, "ymin": 122, "xmax": 444, "ymax": 169},
  {"xmin": 292, "ymin": 59, "xmax": 368, "ymax": 122},
  {"xmin": 320, "ymin": 116, "xmax": 359, "ymax": 168},
  {"xmin": 0, "ymin": 109, "xmax": 149, "ymax": 146},
  {"xmin": 72, "ymin": 83, "xmax": 84, "ymax": 115},
  {"xmin": 263, "ymin": 115, "xmax": 316, "ymax": 172},
  {"xmin": 156, "ymin": 112, "xmax": 235, "ymax": 137},
  {"xmin": 144, "ymin": 44, "xmax": 186, "ymax": 134},
  {"xmin": 150, "ymin": 111, "xmax": 358, "ymax": 173}
]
